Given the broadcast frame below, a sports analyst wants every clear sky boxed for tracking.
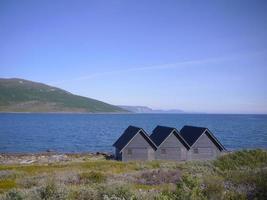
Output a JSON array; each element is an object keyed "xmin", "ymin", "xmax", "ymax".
[{"xmin": 1, "ymin": 0, "xmax": 267, "ymax": 114}]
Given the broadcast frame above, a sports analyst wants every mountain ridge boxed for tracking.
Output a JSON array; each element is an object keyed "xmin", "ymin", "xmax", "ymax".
[{"xmin": 0, "ymin": 78, "xmax": 127, "ymax": 113}]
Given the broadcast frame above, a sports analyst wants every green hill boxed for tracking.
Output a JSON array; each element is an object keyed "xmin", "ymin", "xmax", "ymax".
[{"xmin": 0, "ymin": 78, "xmax": 127, "ymax": 113}]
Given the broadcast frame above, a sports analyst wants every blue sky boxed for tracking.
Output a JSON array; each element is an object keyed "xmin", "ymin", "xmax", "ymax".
[{"xmin": 1, "ymin": 0, "xmax": 267, "ymax": 114}]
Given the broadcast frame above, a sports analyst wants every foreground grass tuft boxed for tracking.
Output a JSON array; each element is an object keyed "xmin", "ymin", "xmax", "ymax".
[
  {"xmin": 78, "ymin": 171, "xmax": 106, "ymax": 184},
  {"xmin": 0, "ymin": 179, "xmax": 16, "ymax": 193}
]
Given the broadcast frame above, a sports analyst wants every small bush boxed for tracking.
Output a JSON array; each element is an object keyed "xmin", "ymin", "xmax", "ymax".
[
  {"xmin": 69, "ymin": 186, "xmax": 99, "ymax": 200},
  {"xmin": 175, "ymin": 174, "xmax": 206, "ymax": 200},
  {"xmin": 0, "ymin": 171, "xmax": 14, "ymax": 180},
  {"xmin": 38, "ymin": 181, "xmax": 67, "ymax": 200},
  {"xmin": 3, "ymin": 189, "xmax": 23, "ymax": 200},
  {"xmin": 253, "ymin": 169, "xmax": 267, "ymax": 200},
  {"xmin": 78, "ymin": 171, "xmax": 106, "ymax": 184},
  {"xmin": 17, "ymin": 177, "xmax": 39, "ymax": 189},
  {"xmin": 136, "ymin": 169, "xmax": 181, "ymax": 185},
  {"xmin": 99, "ymin": 184, "xmax": 134, "ymax": 200},
  {"xmin": 156, "ymin": 191, "xmax": 179, "ymax": 200},
  {"xmin": 203, "ymin": 175, "xmax": 224, "ymax": 200},
  {"xmin": 223, "ymin": 191, "xmax": 247, "ymax": 200},
  {"xmin": 154, "ymin": 174, "xmax": 206, "ymax": 200}
]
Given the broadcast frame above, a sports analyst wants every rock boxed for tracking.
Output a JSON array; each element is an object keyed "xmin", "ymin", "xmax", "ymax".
[
  {"xmin": 46, "ymin": 149, "xmax": 56, "ymax": 153},
  {"xmin": 44, "ymin": 154, "xmax": 70, "ymax": 163},
  {"xmin": 20, "ymin": 159, "xmax": 35, "ymax": 164}
]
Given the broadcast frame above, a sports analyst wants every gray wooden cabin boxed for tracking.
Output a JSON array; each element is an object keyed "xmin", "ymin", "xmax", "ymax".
[
  {"xmin": 113, "ymin": 125, "xmax": 226, "ymax": 161},
  {"xmin": 113, "ymin": 126, "xmax": 157, "ymax": 161},
  {"xmin": 150, "ymin": 126, "xmax": 190, "ymax": 161},
  {"xmin": 180, "ymin": 125, "xmax": 226, "ymax": 160}
]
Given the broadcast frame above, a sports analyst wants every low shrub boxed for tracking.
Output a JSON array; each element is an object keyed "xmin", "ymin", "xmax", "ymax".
[
  {"xmin": 17, "ymin": 177, "xmax": 39, "ymax": 189},
  {"xmin": 182, "ymin": 161, "xmax": 218, "ymax": 176},
  {"xmin": 136, "ymin": 169, "xmax": 181, "ymax": 185},
  {"xmin": 154, "ymin": 174, "xmax": 206, "ymax": 200},
  {"xmin": 2, "ymin": 189, "xmax": 23, "ymax": 200},
  {"xmin": 38, "ymin": 181, "xmax": 67, "ymax": 200},
  {"xmin": 78, "ymin": 171, "xmax": 106, "ymax": 184},
  {"xmin": 0, "ymin": 171, "xmax": 14, "ymax": 180},
  {"xmin": 69, "ymin": 186, "xmax": 99, "ymax": 200},
  {"xmin": 134, "ymin": 190, "xmax": 160, "ymax": 200},
  {"xmin": 252, "ymin": 169, "xmax": 267, "ymax": 200},
  {"xmin": 155, "ymin": 191, "xmax": 179, "ymax": 200},
  {"xmin": 175, "ymin": 174, "xmax": 206, "ymax": 200},
  {"xmin": 223, "ymin": 191, "xmax": 247, "ymax": 200},
  {"xmin": 202, "ymin": 175, "xmax": 224, "ymax": 200},
  {"xmin": 99, "ymin": 184, "xmax": 134, "ymax": 200}
]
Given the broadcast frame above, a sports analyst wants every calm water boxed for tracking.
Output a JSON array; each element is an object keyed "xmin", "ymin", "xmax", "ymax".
[{"xmin": 0, "ymin": 113, "xmax": 267, "ymax": 153}]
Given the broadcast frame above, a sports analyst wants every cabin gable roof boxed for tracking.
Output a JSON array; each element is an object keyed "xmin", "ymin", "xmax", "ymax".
[
  {"xmin": 150, "ymin": 125, "xmax": 190, "ymax": 149},
  {"xmin": 204, "ymin": 129, "xmax": 226, "ymax": 151},
  {"xmin": 113, "ymin": 125, "xmax": 157, "ymax": 152},
  {"xmin": 180, "ymin": 125, "xmax": 226, "ymax": 151}
]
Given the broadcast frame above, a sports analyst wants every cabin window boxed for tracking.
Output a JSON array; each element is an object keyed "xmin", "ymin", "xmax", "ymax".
[
  {"xmin": 127, "ymin": 149, "xmax": 132, "ymax": 155},
  {"xmin": 161, "ymin": 148, "xmax": 166, "ymax": 154},
  {"xmin": 193, "ymin": 148, "xmax": 199, "ymax": 154},
  {"xmin": 198, "ymin": 147, "xmax": 212, "ymax": 154}
]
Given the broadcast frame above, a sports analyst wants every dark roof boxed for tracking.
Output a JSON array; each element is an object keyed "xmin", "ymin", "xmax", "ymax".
[
  {"xmin": 113, "ymin": 125, "xmax": 156, "ymax": 152},
  {"xmin": 151, "ymin": 126, "xmax": 190, "ymax": 149},
  {"xmin": 180, "ymin": 125, "xmax": 226, "ymax": 151},
  {"xmin": 180, "ymin": 126, "xmax": 206, "ymax": 146}
]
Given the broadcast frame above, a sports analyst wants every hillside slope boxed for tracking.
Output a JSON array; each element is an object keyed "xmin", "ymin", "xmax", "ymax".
[{"xmin": 0, "ymin": 78, "xmax": 127, "ymax": 113}]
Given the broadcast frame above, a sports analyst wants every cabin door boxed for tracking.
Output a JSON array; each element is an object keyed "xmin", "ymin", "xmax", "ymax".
[
  {"xmin": 180, "ymin": 148, "xmax": 187, "ymax": 161},
  {"xmin": 147, "ymin": 148, "xmax": 155, "ymax": 160}
]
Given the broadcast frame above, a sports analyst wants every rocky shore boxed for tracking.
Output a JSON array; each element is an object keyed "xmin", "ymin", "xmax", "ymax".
[{"xmin": 0, "ymin": 152, "xmax": 113, "ymax": 165}]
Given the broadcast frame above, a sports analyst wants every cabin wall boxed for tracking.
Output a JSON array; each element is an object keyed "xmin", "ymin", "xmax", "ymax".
[
  {"xmin": 121, "ymin": 133, "xmax": 155, "ymax": 161},
  {"xmin": 188, "ymin": 133, "xmax": 221, "ymax": 160},
  {"xmin": 155, "ymin": 133, "xmax": 187, "ymax": 161}
]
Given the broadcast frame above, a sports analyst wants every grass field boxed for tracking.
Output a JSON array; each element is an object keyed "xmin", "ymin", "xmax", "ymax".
[{"xmin": 0, "ymin": 149, "xmax": 266, "ymax": 200}]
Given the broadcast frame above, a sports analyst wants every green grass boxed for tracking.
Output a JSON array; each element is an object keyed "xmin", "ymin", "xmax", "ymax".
[
  {"xmin": 0, "ymin": 179, "xmax": 16, "ymax": 193},
  {"xmin": 214, "ymin": 149, "xmax": 267, "ymax": 171},
  {"xmin": 78, "ymin": 171, "xmax": 106, "ymax": 184}
]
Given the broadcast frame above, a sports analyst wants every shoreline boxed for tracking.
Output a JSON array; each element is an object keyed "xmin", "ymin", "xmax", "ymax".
[
  {"xmin": 0, "ymin": 151, "xmax": 112, "ymax": 156},
  {"xmin": 0, "ymin": 152, "xmax": 113, "ymax": 165}
]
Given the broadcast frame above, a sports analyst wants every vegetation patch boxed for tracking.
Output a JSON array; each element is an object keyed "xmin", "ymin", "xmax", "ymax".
[
  {"xmin": 0, "ymin": 149, "xmax": 266, "ymax": 199},
  {"xmin": 136, "ymin": 169, "xmax": 181, "ymax": 185},
  {"xmin": 68, "ymin": 186, "xmax": 99, "ymax": 200},
  {"xmin": 98, "ymin": 184, "xmax": 134, "ymax": 200},
  {"xmin": 78, "ymin": 171, "xmax": 106, "ymax": 184},
  {"xmin": 214, "ymin": 149, "xmax": 267, "ymax": 171},
  {"xmin": 2, "ymin": 189, "xmax": 23, "ymax": 200},
  {"xmin": 0, "ymin": 179, "xmax": 16, "ymax": 193},
  {"xmin": 38, "ymin": 181, "xmax": 68, "ymax": 200}
]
